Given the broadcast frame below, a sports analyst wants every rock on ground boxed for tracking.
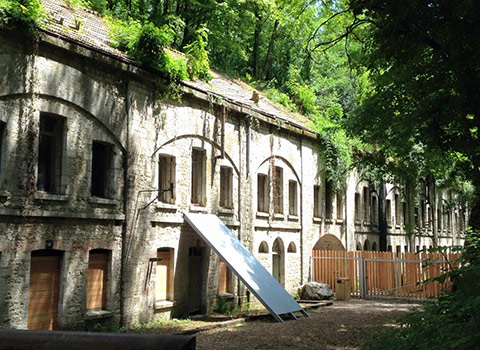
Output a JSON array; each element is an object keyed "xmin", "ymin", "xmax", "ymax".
[{"xmin": 297, "ymin": 282, "xmax": 333, "ymax": 300}]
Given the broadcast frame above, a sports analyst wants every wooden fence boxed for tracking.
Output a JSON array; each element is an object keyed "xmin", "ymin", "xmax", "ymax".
[{"xmin": 311, "ymin": 250, "xmax": 460, "ymax": 300}]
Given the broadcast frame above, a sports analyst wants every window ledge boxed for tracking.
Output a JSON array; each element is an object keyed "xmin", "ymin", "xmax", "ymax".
[
  {"xmin": 288, "ymin": 214, "xmax": 299, "ymax": 221},
  {"xmin": 89, "ymin": 197, "xmax": 118, "ymax": 205},
  {"xmin": 155, "ymin": 202, "xmax": 178, "ymax": 211},
  {"xmin": 313, "ymin": 217, "xmax": 322, "ymax": 224},
  {"xmin": 218, "ymin": 208, "xmax": 235, "ymax": 215},
  {"xmin": 218, "ymin": 292, "xmax": 234, "ymax": 300},
  {"xmin": 363, "ymin": 221, "xmax": 370, "ymax": 226},
  {"xmin": 354, "ymin": 220, "xmax": 362, "ymax": 225},
  {"xmin": 395, "ymin": 225, "xmax": 401, "ymax": 229},
  {"xmin": 35, "ymin": 192, "xmax": 69, "ymax": 202},
  {"xmin": 325, "ymin": 218, "xmax": 334, "ymax": 224},
  {"xmin": 85, "ymin": 310, "xmax": 113, "ymax": 320},
  {"xmin": 189, "ymin": 205, "xmax": 207, "ymax": 213},
  {"xmin": 273, "ymin": 213, "xmax": 284, "ymax": 220},
  {"xmin": 0, "ymin": 190, "xmax": 10, "ymax": 199},
  {"xmin": 256, "ymin": 211, "xmax": 269, "ymax": 219},
  {"xmin": 387, "ymin": 224, "xmax": 393, "ymax": 228},
  {"xmin": 154, "ymin": 300, "xmax": 176, "ymax": 310}
]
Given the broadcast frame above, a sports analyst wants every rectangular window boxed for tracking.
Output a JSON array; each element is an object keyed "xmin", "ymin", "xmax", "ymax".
[
  {"xmin": 218, "ymin": 260, "xmax": 233, "ymax": 294},
  {"xmin": 313, "ymin": 185, "xmax": 321, "ymax": 218},
  {"xmin": 273, "ymin": 166, "xmax": 283, "ymax": 214},
  {"xmin": 158, "ymin": 155, "xmax": 176, "ymax": 204},
  {"xmin": 220, "ymin": 166, "xmax": 233, "ymax": 208},
  {"xmin": 437, "ymin": 208, "xmax": 442, "ymax": 231},
  {"xmin": 87, "ymin": 250, "xmax": 109, "ymax": 311},
  {"xmin": 325, "ymin": 180, "xmax": 333, "ymax": 219},
  {"xmin": 336, "ymin": 192, "xmax": 344, "ymax": 220},
  {"xmin": 415, "ymin": 207, "xmax": 419, "ymax": 227},
  {"xmin": 37, "ymin": 114, "xmax": 64, "ymax": 193},
  {"xmin": 363, "ymin": 187, "xmax": 369, "ymax": 222},
  {"xmin": 0, "ymin": 121, "xmax": 5, "ymax": 176},
  {"xmin": 191, "ymin": 148, "xmax": 206, "ymax": 206},
  {"xmin": 394, "ymin": 194, "xmax": 400, "ymax": 226},
  {"xmin": 420, "ymin": 200, "xmax": 426, "ymax": 227},
  {"xmin": 156, "ymin": 248, "xmax": 174, "ymax": 301},
  {"xmin": 371, "ymin": 195, "xmax": 378, "ymax": 224},
  {"xmin": 354, "ymin": 193, "xmax": 361, "ymax": 221},
  {"xmin": 257, "ymin": 174, "xmax": 268, "ymax": 213},
  {"xmin": 91, "ymin": 141, "xmax": 114, "ymax": 198},
  {"xmin": 402, "ymin": 202, "xmax": 407, "ymax": 226},
  {"xmin": 386, "ymin": 199, "xmax": 392, "ymax": 225},
  {"xmin": 288, "ymin": 180, "xmax": 298, "ymax": 216}
]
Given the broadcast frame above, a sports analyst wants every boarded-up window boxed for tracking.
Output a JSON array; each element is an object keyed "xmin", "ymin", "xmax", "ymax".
[
  {"xmin": 288, "ymin": 180, "xmax": 297, "ymax": 216},
  {"xmin": 336, "ymin": 192, "xmax": 344, "ymax": 219},
  {"xmin": 363, "ymin": 187, "xmax": 369, "ymax": 222},
  {"xmin": 0, "ymin": 121, "xmax": 5, "ymax": 175},
  {"xmin": 156, "ymin": 248, "xmax": 173, "ymax": 301},
  {"xmin": 386, "ymin": 199, "xmax": 392, "ymax": 225},
  {"xmin": 191, "ymin": 148, "xmax": 206, "ymax": 205},
  {"xmin": 437, "ymin": 208, "xmax": 442, "ymax": 231},
  {"xmin": 313, "ymin": 185, "xmax": 321, "ymax": 218},
  {"xmin": 402, "ymin": 202, "xmax": 407, "ymax": 226},
  {"xmin": 220, "ymin": 166, "xmax": 233, "ymax": 208},
  {"xmin": 87, "ymin": 250, "xmax": 109, "ymax": 310},
  {"xmin": 218, "ymin": 260, "xmax": 232, "ymax": 294},
  {"xmin": 37, "ymin": 114, "xmax": 64, "ymax": 194},
  {"xmin": 354, "ymin": 193, "xmax": 361, "ymax": 221},
  {"xmin": 91, "ymin": 142, "xmax": 114, "ymax": 198},
  {"xmin": 257, "ymin": 174, "xmax": 268, "ymax": 213},
  {"xmin": 159, "ymin": 155, "xmax": 176, "ymax": 204},
  {"xmin": 371, "ymin": 195, "xmax": 378, "ymax": 224},
  {"xmin": 272, "ymin": 166, "xmax": 283, "ymax": 214},
  {"xmin": 325, "ymin": 180, "xmax": 333, "ymax": 219},
  {"xmin": 394, "ymin": 194, "xmax": 400, "ymax": 225},
  {"xmin": 420, "ymin": 200, "xmax": 426, "ymax": 227}
]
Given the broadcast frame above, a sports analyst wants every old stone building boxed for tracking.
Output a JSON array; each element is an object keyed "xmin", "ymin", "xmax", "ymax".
[{"xmin": 0, "ymin": 0, "xmax": 467, "ymax": 330}]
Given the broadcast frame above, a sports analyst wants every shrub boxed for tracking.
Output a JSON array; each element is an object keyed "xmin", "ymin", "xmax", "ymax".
[{"xmin": 0, "ymin": 0, "xmax": 44, "ymax": 34}]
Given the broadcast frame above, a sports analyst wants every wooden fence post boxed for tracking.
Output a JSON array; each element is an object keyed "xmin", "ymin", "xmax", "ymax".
[{"xmin": 359, "ymin": 257, "xmax": 366, "ymax": 299}]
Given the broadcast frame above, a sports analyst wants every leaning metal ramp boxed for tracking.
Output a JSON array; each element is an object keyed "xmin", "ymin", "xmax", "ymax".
[{"xmin": 184, "ymin": 213, "xmax": 307, "ymax": 322}]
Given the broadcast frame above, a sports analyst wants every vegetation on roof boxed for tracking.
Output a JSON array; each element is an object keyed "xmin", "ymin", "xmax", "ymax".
[{"xmin": 0, "ymin": 0, "xmax": 44, "ymax": 34}]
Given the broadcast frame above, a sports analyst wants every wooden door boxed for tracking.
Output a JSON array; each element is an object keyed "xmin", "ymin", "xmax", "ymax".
[
  {"xmin": 218, "ymin": 260, "xmax": 229, "ymax": 294},
  {"xmin": 28, "ymin": 254, "xmax": 60, "ymax": 330},
  {"xmin": 188, "ymin": 247, "xmax": 203, "ymax": 314},
  {"xmin": 272, "ymin": 253, "xmax": 281, "ymax": 283},
  {"xmin": 156, "ymin": 250, "xmax": 171, "ymax": 301},
  {"xmin": 87, "ymin": 251, "xmax": 108, "ymax": 310}
]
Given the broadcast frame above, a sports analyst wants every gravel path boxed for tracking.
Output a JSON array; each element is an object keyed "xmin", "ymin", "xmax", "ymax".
[{"xmin": 196, "ymin": 299, "xmax": 420, "ymax": 350}]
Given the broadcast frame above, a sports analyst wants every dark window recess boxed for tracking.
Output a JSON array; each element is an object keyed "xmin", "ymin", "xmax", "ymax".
[
  {"xmin": 257, "ymin": 174, "xmax": 268, "ymax": 213},
  {"xmin": 313, "ymin": 185, "xmax": 321, "ymax": 218},
  {"xmin": 191, "ymin": 148, "xmax": 206, "ymax": 206},
  {"xmin": 272, "ymin": 166, "xmax": 283, "ymax": 214},
  {"xmin": 159, "ymin": 155, "xmax": 176, "ymax": 204},
  {"xmin": 37, "ymin": 115, "xmax": 64, "ymax": 193},
  {"xmin": 288, "ymin": 180, "xmax": 297, "ymax": 216},
  {"xmin": 325, "ymin": 180, "xmax": 333, "ymax": 219},
  {"xmin": 0, "ymin": 122, "xmax": 5, "ymax": 175},
  {"xmin": 91, "ymin": 142, "xmax": 114, "ymax": 198},
  {"xmin": 220, "ymin": 166, "xmax": 233, "ymax": 208}
]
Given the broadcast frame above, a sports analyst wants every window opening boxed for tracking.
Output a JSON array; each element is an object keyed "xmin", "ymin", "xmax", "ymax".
[
  {"xmin": 91, "ymin": 141, "xmax": 114, "ymax": 198},
  {"xmin": 220, "ymin": 166, "xmax": 233, "ymax": 208}
]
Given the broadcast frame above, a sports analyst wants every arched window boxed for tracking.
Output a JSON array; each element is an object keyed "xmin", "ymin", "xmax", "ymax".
[
  {"xmin": 356, "ymin": 242, "xmax": 362, "ymax": 251},
  {"xmin": 287, "ymin": 242, "xmax": 297, "ymax": 253},
  {"xmin": 258, "ymin": 241, "xmax": 269, "ymax": 253},
  {"xmin": 372, "ymin": 242, "xmax": 377, "ymax": 251},
  {"xmin": 364, "ymin": 239, "xmax": 371, "ymax": 251}
]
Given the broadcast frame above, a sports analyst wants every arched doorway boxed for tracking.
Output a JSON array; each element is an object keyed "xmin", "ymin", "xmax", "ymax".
[
  {"xmin": 313, "ymin": 234, "xmax": 346, "ymax": 251},
  {"xmin": 272, "ymin": 238, "xmax": 284, "ymax": 286},
  {"xmin": 364, "ymin": 239, "xmax": 371, "ymax": 251}
]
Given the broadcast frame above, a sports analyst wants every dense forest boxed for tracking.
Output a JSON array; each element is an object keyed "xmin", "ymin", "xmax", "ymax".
[{"xmin": 1, "ymin": 0, "xmax": 480, "ymax": 348}]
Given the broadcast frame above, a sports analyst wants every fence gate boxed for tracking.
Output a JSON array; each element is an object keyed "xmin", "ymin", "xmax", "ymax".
[{"xmin": 311, "ymin": 250, "xmax": 459, "ymax": 301}]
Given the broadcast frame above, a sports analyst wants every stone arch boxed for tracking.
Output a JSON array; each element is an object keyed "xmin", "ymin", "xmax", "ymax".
[
  {"xmin": 153, "ymin": 134, "xmax": 239, "ymax": 176},
  {"xmin": 363, "ymin": 239, "xmax": 371, "ymax": 251},
  {"xmin": 287, "ymin": 242, "xmax": 297, "ymax": 253},
  {"xmin": 254, "ymin": 155, "xmax": 301, "ymax": 186},
  {"xmin": 258, "ymin": 241, "xmax": 269, "ymax": 253},
  {"xmin": 272, "ymin": 237, "xmax": 285, "ymax": 286},
  {"xmin": 313, "ymin": 234, "xmax": 346, "ymax": 251}
]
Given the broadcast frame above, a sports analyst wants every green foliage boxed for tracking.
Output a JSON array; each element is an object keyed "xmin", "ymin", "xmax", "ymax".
[
  {"xmin": 0, "ymin": 0, "xmax": 44, "ymax": 34},
  {"xmin": 109, "ymin": 19, "xmax": 188, "ymax": 82},
  {"xmin": 363, "ymin": 231, "xmax": 480, "ymax": 350},
  {"xmin": 213, "ymin": 298, "xmax": 235, "ymax": 315},
  {"xmin": 184, "ymin": 26, "xmax": 212, "ymax": 80}
]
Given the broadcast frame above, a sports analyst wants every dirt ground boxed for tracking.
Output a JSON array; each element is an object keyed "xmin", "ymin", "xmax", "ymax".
[{"xmin": 195, "ymin": 299, "xmax": 420, "ymax": 350}]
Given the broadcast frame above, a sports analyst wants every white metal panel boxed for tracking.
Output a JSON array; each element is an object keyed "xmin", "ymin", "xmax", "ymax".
[{"xmin": 184, "ymin": 213, "xmax": 305, "ymax": 321}]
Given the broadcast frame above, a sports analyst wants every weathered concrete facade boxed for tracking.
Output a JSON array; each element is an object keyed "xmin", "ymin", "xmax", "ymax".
[{"xmin": 0, "ymin": 4, "xmax": 467, "ymax": 330}]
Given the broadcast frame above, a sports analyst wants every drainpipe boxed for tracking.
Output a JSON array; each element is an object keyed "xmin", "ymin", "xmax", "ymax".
[{"xmin": 299, "ymin": 137, "xmax": 304, "ymax": 285}]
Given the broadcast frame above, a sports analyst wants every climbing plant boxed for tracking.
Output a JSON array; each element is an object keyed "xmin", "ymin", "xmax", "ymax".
[{"xmin": 0, "ymin": 0, "xmax": 44, "ymax": 34}]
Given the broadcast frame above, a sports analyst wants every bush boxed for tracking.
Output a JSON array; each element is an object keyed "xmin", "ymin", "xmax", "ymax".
[
  {"xmin": 0, "ymin": 0, "xmax": 44, "ymax": 34},
  {"xmin": 363, "ymin": 231, "xmax": 480, "ymax": 350}
]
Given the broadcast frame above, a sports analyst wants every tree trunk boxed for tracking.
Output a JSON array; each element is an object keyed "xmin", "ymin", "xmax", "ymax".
[
  {"xmin": 378, "ymin": 181, "xmax": 388, "ymax": 251},
  {"xmin": 262, "ymin": 19, "xmax": 279, "ymax": 80},
  {"xmin": 252, "ymin": 6, "xmax": 261, "ymax": 80}
]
